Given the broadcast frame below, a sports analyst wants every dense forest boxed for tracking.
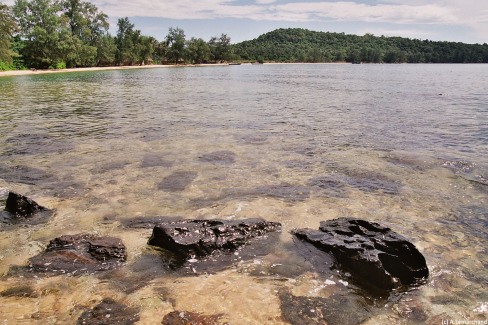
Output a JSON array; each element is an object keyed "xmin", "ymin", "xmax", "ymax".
[
  {"xmin": 235, "ymin": 28, "xmax": 488, "ymax": 64},
  {"xmin": 1, "ymin": 0, "xmax": 488, "ymax": 70}
]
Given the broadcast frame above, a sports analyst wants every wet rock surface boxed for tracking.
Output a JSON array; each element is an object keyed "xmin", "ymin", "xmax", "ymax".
[
  {"xmin": 292, "ymin": 218, "xmax": 429, "ymax": 295},
  {"xmin": 76, "ymin": 298, "xmax": 140, "ymax": 325},
  {"xmin": 17, "ymin": 234, "xmax": 127, "ymax": 275},
  {"xmin": 157, "ymin": 171, "xmax": 198, "ymax": 192},
  {"xmin": 148, "ymin": 218, "xmax": 281, "ymax": 261},
  {"xmin": 5, "ymin": 191, "xmax": 49, "ymax": 216},
  {"xmin": 1, "ymin": 191, "xmax": 53, "ymax": 226},
  {"xmin": 162, "ymin": 311, "xmax": 222, "ymax": 325}
]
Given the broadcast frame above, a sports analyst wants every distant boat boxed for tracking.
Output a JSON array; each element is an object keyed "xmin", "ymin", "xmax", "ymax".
[{"xmin": 229, "ymin": 63, "xmax": 242, "ymax": 65}]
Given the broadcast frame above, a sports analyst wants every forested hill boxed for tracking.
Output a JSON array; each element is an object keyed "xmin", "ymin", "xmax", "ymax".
[{"xmin": 234, "ymin": 28, "xmax": 488, "ymax": 63}]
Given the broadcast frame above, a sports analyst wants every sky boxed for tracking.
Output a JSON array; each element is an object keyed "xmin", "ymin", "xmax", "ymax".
[{"xmin": 5, "ymin": 0, "xmax": 488, "ymax": 44}]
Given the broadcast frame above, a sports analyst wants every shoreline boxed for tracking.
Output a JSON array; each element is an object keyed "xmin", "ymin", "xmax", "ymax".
[{"xmin": 0, "ymin": 63, "xmax": 230, "ymax": 78}]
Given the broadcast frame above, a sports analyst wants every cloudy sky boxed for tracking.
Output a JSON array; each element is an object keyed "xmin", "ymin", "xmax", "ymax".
[{"xmin": 5, "ymin": 0, "xmax": 488, "ymax": 44}]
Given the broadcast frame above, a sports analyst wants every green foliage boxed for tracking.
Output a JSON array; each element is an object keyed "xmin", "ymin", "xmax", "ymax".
[
  {"xmin": 165, "ymin": 27, "xmax": 186, "ymax": 64},
  {"xmin": 209, "ymin": 33, "xmax": 232, "ymax": 62},
  {"xmin": 186, "ymin": 37, "xmax": 210, "ymax": 64},
  {"xmin": 0, "ymin": 2, "xmax": 19, "ymax": 66},
  {"xmin": 6, "ymin": 0, "xmax": 488, "ymax": 70},
  {"xmin": 12, "ymin": 0, "xmax": 111, "ymax": 68},
  {"xmin": 233, "ymin": 28, "xmax": 488, "ymax": 63}
]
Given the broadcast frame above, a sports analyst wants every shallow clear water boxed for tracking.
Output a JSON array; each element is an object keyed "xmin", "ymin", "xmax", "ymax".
[{"xmin": 0, "ymin": 64, "xmax": 487, "ymax": 324}]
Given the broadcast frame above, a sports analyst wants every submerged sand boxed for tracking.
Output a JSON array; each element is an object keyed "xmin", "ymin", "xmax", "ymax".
[{"xmin": 0, "ymin": 64, "xmax": 230, "ymax": 77}]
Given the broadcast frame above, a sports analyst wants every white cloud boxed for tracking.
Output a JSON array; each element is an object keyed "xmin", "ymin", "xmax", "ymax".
[
  {"xmin": 3, "ymin": 0, "xmax": 487, "ymax": 42},
  {"xmin": 90, "ymin": 0, "xmax": 461, "ymax": 25}
]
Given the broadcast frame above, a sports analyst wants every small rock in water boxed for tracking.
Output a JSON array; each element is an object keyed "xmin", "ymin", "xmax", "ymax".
[
  {"xmin": 147, "ymin": 218, "xmax": 281, "ymax": 260},
  {"xmin": 1, "ymin": 191, "xmax": 53, "ymax": 227},
  {"xmin": 292, "ymin": 218, "xmax": 429, "ymax": 296},
  {"xmin": 5, "ymin": 191, "xmax": 50, "ymax": 217},
  {"xmin": 15, "ymin": 233, "xmax": 127, "ymax": 275}
]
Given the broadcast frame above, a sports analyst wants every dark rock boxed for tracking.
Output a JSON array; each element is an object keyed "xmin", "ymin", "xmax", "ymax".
[
  {"xmin": 25, "ymin": 234, "xmax": 126, "ymax": 275},
  {"xmin": 148, "ymin": 218, "xmax": 281, "ymax": 260},
  {"xmin": 292, "ymin": 218, "xmax": 429, "ymax": 295},
  {"xmin": 157, "ymin": 171, "xmax": 198, "ymax": 192},
  {"xmin": 162, "ymin": 311, "xmax": 221, "ymax": 325},
  {"xmin": 5, "ymin": 191, "xmax": 49, "ymax": 217},
  {"xmin": 1, "ymin": 191, "xmax": 53, "ymax": 227},
  {"xmin": 76, "ymin": 298, "xmax": 140, "ymax": 325},
  {"xmin": 198, "ymin": 150, "xmax": 236, "ymax": 164}
]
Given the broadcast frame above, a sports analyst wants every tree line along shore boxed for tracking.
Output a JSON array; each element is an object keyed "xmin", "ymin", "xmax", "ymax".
[{"xmin": 1, "ymin": 0, "xmax": 488, "ymax": 72}]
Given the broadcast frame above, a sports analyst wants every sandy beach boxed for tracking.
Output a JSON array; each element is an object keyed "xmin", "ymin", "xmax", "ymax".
[{"xmin": 0, "ymin": 63, "xmax": 230, "ymax": 77}]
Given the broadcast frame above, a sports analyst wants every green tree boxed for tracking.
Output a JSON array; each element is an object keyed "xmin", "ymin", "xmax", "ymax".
[
  {"xmin": 165, "ymin": 27, "xmax": 186, "ymax": 64},
  {"xmin": 209, "ymin": 33, "xmax": 231, "ymax": 62},
  {"xmin": 186, "ymin": 37, "xmax": 210, "ymax": 64},
  {"xmin": 92, "ymin": 33, "xmax": 115, "ymax": 66},
  {"xmin": 61, "ymin": 0, "xmax": 109, "ymax": 66},
  {"xmin": 13, "ymin": 0, "xmax": 76, "ymax": 68},
  {"xmin": 0, "ymin": 2, "xmax": 19, "ymax": 69},
  {"xmin": 115, "ymin": 17, "xmax": 137, "ymax": 65}
]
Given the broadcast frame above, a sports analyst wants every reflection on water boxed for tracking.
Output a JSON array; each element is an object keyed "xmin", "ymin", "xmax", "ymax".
[{"xmin": 0, "ymin": 64, "xmax": 487, "ymax": 324}]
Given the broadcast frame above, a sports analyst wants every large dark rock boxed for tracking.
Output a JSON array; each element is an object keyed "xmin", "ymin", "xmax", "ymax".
[
  {"xmin": 1, "ymin": 191, "xmax": 53, "ymax": 227},
  {"xmin": 148, "ymin": 218, "xmax": 281, "ymax": 259},
  {"xmin": 5, "ymin": 191, "xmax": 49, "ymax": 216},
  {"xmin": 292, "ymin": 218, "xmax": 429, "ymax": 294},
  {"xmin": 25, "ymin": 234, "xmax": 127, "ymax": 275}
]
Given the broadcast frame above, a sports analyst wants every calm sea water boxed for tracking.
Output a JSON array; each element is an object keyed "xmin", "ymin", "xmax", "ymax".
[{"xmin": 0, "ymin": 64, "xmax": 487, "ymax": 324}]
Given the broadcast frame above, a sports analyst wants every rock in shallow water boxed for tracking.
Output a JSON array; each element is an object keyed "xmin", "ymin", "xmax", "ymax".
[
  {"xmin": 5, "ymin": 191, "xmax": 49, "ymax": 217},
  {"xmin": 292, "ymin": 218, "xmax": 429, "ymax": 295},
  {"xmin": 1, "ymin": 191, "xmax": 53, "ymax": 227},
  {"xmin": 148, "ymin": 218, "xmax": 281, "ymax": 260},
  {"xmin": 23, "ymin": 234, "xmax": 127, "ymax": 275}
]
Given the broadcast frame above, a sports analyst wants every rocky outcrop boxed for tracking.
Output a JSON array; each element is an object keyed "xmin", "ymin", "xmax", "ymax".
[
  {"xmin": 1, "ymin": 191, "xmax": 53, "ymax": 226},
  {"xmin": 292, "ymin": 218, "xmax": 429, "ymax": 294},
  {"xmin": 148, "ymin": 218, "xmax": 281, "ymax": 259},
  {"xmin": 5, "ymin": 191, "xmax": 50, "ymax": 217},
  {"xmin": 26, "ymin": 234, "xmax": 127, "ymax": 275}
]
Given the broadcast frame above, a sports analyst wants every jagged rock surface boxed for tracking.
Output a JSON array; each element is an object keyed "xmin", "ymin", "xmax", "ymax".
[
  {"xmin": 148, "ymin": 218, "xmax": 281, "ymax": 259},
  {"xmin": 26, "ymin": 234, "xmax": 127, "ymax": 275},
  {"xmin": 292, "ymin": 218, "xmax": 429, "ymax": 294}
]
